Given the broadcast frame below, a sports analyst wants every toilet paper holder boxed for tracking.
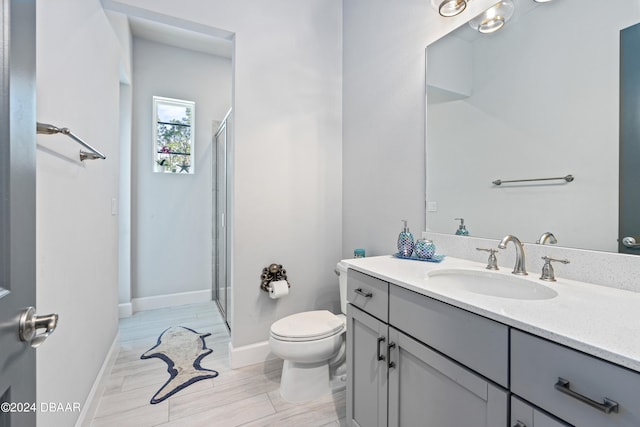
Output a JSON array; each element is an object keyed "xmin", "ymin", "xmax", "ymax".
[{"xmin": 260, "ymin": 263, "xmax": 291, "ymax": 292}]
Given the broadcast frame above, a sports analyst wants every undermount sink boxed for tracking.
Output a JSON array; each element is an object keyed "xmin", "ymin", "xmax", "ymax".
[{"xmin": 426, "ymin": 268, "xmax": 558, "ymax": 300}]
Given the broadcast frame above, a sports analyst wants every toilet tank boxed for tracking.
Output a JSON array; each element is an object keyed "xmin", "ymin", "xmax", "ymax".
[{"xmin": 336, "ymin": 261, "xmax": 349, "ymax": 314}]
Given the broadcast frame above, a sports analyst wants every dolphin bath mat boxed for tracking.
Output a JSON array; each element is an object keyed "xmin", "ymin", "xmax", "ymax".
[{"xmin": 141, "ymin": 326, "xmax": 219, "ymax": 404}]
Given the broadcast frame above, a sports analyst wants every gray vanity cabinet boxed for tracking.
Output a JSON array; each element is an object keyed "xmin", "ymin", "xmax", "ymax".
[
  {"xmin": 346, "ymin": 266, "xmax": 640, "ymax": 427},
  {"xmin": 346, "ymin": 270, "xmax": 508, "ymax": 427}
]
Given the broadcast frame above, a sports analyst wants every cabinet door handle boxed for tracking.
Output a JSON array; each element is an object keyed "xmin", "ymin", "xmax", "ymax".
[
  {"xmin": 554, "ymin": 377, "xmax": 619, "ymax": 414},
  {"xmin": 354, "ymin": 288, "xmax": 373, "ymax": 298},
  {"xmin": 513, "ymin": 422, "xmax": 527, "ymax": 427},
  {"xmin": 387, "ymin": 342, "xmax": 396, "ymax": 369},
  {"xmin": 376, "ymin": 336, "xmax": 386, "ymax": 361}
]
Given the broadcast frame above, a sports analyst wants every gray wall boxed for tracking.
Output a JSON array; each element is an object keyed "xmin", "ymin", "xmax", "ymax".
[
  {"xmin": 132, "ymin": 37, "xmax": 232, "ymax": 298},
  {"xmin": 342, "ymin": 0, "xmax": 431, "ymax": 258}
]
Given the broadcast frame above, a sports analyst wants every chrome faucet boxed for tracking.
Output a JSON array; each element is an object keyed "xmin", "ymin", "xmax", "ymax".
[
  {"xmin": 498, "ymin": 235, "xmax": 527, "ymax": 275},
  {"xmin": 537, "ymin": 232, "xmax": 557, "ymax": 245}
]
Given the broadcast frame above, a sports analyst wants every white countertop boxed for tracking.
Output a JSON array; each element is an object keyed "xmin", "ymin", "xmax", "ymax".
[{"xmin": 342, "ymin": 255, "xmax": 640, "ymax": 373}]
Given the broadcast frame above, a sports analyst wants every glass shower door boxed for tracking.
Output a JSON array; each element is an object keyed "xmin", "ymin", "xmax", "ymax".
[{"xmin": 215, "ymin": 112, "xmax": 230, "ymax": 329}]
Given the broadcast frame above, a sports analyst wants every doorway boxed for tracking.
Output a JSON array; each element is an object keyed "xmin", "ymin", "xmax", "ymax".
[{"xmin": 119, "ymin": 14, "xmax": 233, "ymax": 316}]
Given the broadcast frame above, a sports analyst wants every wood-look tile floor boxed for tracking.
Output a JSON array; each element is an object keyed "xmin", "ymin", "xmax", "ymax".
[{"xmin": 90, "ymin": 302, "xmax": 346, "ymax": 427}]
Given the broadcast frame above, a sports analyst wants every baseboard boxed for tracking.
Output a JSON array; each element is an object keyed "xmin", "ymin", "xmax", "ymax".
[
  {"xmin": 131, "ymin": 289, "xmax": 211, "ymax": 312},
  {"xmin": 229, "ymin": 340, "xmax": 277, "ymax": 369},
  {"xmin": 118, "ymin": 302, "xmax": 132, "ymax": 318},
  {"xmin": 75, "ymin": 332, "xmax": 120, "ymax": 427}
]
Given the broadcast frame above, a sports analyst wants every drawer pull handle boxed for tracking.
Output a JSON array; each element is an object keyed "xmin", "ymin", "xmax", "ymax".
[
  {"xmin": 376, "ymin": 337, "xmax": 386, "ymax": 361},
  {"xmin": 554, "ymin": 377, "xmax": 619, "ymax": 414},
  {"xmin": 354, "ymin": 288, "xmax": 373, "ymax": 298},
  {"xmin": 513, "ymin": 422, "xmax": 527, "ymax": 427},
  {"xmin": 387, "ymin": 342, "xmax": 396, "ymax": 369}
]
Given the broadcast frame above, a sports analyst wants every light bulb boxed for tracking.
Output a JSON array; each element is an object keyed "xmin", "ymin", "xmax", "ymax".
[
  {"xmin": 469, "ymin": 0, "xmax": 514, "ymax": 34},
  {"xmin": 434, "ymin": 0, "xmax": 467, "ymax": 17}
]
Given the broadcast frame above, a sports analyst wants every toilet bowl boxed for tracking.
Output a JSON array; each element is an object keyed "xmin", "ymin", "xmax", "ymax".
[{"xmin": 269, "ymin": 262, "xmax": 349, "ymax": 403}]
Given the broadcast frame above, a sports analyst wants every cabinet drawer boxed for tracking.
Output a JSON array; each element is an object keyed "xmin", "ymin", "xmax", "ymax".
[
  {"xmin": 511, "ymin": 330, "xmax": 640, "ymax": 427},
  {"xmin": 511, "ymin": 396, "xmax": 570, "ymax": 427},
  {"xmin": 389, "ymin": 284, "xmax": 509, "ymax": 387},
  {"xmin": 347, "ymin": 269, "xmax": 388, "ymax": 322}
]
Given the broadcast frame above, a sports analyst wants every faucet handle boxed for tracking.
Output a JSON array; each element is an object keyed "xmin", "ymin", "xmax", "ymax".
[
  {"xmin": 540, "ymin": 256, "xmax": 570, "ymax": 282},
  {"xmin": 476, "ymin": 248, "xmax": 499, "ymax": 270}
]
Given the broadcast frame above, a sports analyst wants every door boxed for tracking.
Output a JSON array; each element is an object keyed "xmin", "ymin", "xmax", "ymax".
[
  {"xmin": 0, "ymin": 0, "xmax": 37, "ymax": 425},
  {"xmin": 620, "ymin": 23, "xmax": 640, "ymax": 254},
  {"xmin": 214, "ymin": 111, "xmax": 230, "ymax": 329},
  {"xmin": 511, "ymin": 396, "xmax": 571, "ymax": 427},
  {"xmin": 346, "ymin": 305, "xmax": 388, "ymax": 427},
  {"xmin": 387, "ymin": 327, "xmax": 508, "ymax": 427}
]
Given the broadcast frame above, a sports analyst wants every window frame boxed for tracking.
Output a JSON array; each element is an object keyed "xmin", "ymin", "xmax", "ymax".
[{"xmin": 152, "ymin": 96, "xmax": 196, "ymax": 174}]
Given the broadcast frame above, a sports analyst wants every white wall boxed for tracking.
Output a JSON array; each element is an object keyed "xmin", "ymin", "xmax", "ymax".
[
  {"xmin": 343, "ymin": 0, "xmax": 431, "ymax": 257},
  {"xmin": 106, "ymin": 0, "xmax": 343, "ymax": 351},
  {"xmin": 35, "ymin": 0, "xmax": 122, "ymax": 425},
  {"xmin": 103, "ymin": 12, "xmax": 135, "ymax": 313},
  {"xmin": 131, "ymin": 37, "xmax": 231, "ymax": 299}
]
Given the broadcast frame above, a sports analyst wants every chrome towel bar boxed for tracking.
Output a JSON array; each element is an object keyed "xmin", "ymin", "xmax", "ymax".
[
  {"xmin": 492, "ymin": 174, "xmax": 574, "ymax": 186},
  {"xmin": 36, "ymin": 122, "xmax": 106, "ymax": 161}
]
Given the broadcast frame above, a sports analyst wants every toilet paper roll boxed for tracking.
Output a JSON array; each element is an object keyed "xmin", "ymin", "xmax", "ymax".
[{"xmin": 269, "ymin": 280, "xmax": 289, "ymax": 299}]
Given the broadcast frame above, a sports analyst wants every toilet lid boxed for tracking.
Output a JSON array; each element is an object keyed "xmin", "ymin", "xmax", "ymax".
[{"xmin": 271, "ymin": 310, "xmax": 345, "ymax": 341}]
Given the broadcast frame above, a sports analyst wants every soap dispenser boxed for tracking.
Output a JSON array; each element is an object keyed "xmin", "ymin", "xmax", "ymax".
[
  {"xmin": 455, "ymin": 218, "xmax": 469, "ymax": 236},
  {"xmin": 397, "ymin": 220, "xmax": 415, "ymax": 257}
]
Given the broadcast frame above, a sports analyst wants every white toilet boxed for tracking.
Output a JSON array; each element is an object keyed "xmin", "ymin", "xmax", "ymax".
[{"xmin": 269, "ymin": 261, "xmax": 349, "ymax": 403}]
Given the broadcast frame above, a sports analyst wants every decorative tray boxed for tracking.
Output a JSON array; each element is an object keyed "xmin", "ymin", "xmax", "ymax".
[{"xmin": 393, "ymin": 253, "xmax": 446, "ymax": 263}]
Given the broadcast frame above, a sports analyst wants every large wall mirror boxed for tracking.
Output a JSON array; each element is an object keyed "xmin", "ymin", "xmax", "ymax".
[{"xmin": 426, "ymin": 0, "xmax": 640, "ymax": 253}]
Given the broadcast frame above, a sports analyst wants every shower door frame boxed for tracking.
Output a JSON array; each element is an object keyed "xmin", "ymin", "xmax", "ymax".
[{"xmin": 214, "ymin": 111, "xmax": 231, "ymax": 330}]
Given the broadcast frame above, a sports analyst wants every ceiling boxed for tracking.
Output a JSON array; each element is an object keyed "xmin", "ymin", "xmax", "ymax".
[{"xmin": 128, "ymin": 16, "xmax": 233, "ymax": 59}]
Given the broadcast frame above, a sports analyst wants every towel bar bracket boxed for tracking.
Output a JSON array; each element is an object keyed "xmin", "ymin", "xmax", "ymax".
[{"xmin": 36, "ymin": 122, "xmax": 106, "ymax": 161}]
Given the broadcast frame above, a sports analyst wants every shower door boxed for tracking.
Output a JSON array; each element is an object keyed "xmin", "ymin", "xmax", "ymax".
[{"xmin": 214, "ymin": 110, "xmax": 231, "ymax": 330}]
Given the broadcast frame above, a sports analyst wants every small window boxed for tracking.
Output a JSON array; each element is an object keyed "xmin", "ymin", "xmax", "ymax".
[{"xmin": 153, "ymin": 96, "xmax": 195, "ymax": 174}]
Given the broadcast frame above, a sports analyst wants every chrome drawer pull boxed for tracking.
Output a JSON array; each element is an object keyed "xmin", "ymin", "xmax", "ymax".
[
  {"xmin": 354, "ymin": 288, "xmax": 373, "ymax": 298},
  {"xmin": 377, "ymin": 337, "xmax": 386, "ymax": 361},
  {"xmin": 554, "ymin": 377, "xmax": 619, "ymax": 414}
]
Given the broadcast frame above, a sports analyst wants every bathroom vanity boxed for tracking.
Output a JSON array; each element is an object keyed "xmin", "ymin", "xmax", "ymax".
[{"xmin": 343, "ymin": 255, "xmax": 640, "ymax": 427}]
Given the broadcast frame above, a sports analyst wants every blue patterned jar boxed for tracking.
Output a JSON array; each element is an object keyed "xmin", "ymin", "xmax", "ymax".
[
  {"xmin": 397, "ymin": 220, "xmax": 415, "ymax": 257},
  {"xmin": 415, "ymin": 239, "xmax": 436, "ymax": 259}
]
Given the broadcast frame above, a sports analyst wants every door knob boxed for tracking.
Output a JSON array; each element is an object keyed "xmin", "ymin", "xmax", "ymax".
[
  {"xmin": 19, "ymin": 307, "xmax": 59, "ymax": 348},
  {"xmin": 622, "ymin": 236, "xmax": 640, "ymax": 249}
]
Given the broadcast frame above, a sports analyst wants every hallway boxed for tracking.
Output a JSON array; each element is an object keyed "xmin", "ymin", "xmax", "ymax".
[{"xmin": 90, "ymin": 302, "xmax": 345, "ymax": 426}]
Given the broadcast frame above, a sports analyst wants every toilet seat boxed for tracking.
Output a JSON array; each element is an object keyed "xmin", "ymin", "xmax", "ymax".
[{"xmin": 270, "ymin": 310, "xmax": 345, "ymax": 342}]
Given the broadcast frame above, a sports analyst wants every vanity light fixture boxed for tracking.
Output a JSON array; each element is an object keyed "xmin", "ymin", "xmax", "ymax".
[
  {"xmin": 431, "ymin": 0, "xmax": 468, "ymax": 17},
  {"xmin": 468, "ymin": 0, "xmax": 515, "ymax": 33}
]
